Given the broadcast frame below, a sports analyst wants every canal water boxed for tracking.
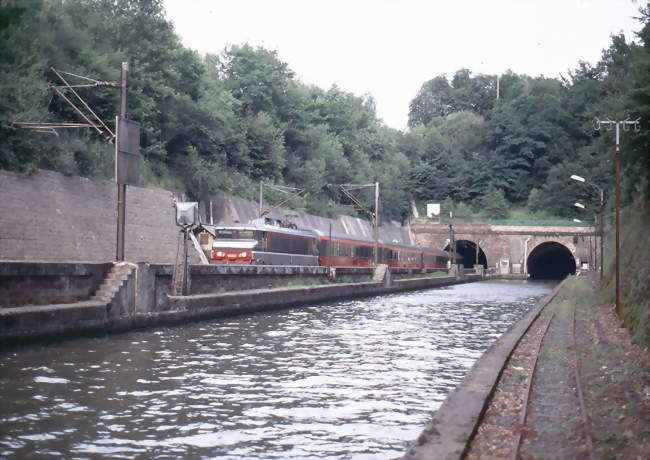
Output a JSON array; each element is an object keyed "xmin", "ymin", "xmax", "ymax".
[{"xmin": 0, "ymin": 280, "xmax": 554, "ymax": 459}]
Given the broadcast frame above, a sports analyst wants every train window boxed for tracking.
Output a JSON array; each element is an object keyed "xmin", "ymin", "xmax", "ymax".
[
  {"xmin": 293, "ymin": 236, "xmax": 309, "ymax": 254},
  {"xmin": 356, "ymin": 245, "xmax": 372, "ymax": 258},
  {"xmin": 318, "ymin": 240, "xmax": 329, "ymax": 255},
  {"xmin": 239, "ymin": 230, "xmax": 254, "ymax": 239},
  {"xmin": 216, "ymin": 229, "xmax": 236, "ymax": 238}
]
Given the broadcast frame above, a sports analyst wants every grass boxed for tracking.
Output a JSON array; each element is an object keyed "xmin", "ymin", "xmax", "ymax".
[{"xmin": 598, "ymin": 196, "xmax": 650, "ymax": 349}]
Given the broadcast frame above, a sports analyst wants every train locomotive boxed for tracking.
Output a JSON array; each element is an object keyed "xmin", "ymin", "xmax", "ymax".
[{"xmin": 199, "ymin": 222, "xmax": 460, "ymax": 269}]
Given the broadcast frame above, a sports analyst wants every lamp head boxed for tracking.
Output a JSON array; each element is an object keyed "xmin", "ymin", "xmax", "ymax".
[{"xmin": 176, "ymin": 202, "xmax": 199, "ymax": 227}]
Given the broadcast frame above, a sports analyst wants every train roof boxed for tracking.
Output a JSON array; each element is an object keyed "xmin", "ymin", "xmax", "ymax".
[
  {"xmin": 200, "ymin": 222, "xmax": 453, "ymax": 257},
  {"xmin": 310, "ymin": 229, "xmax": 449, "ymax": 255},
  {"xmin": 200, "ymin": 222, "xmax": 318, "ymax": 239}
]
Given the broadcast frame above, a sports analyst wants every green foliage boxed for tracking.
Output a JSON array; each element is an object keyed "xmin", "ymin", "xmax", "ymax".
[
  {"xmin": 477, "ymin": 184, "xmax": 509, "ymax": 219},
  {"xmin": 2, "ymin": 0, "xmax": 649, "ymax": 228}
]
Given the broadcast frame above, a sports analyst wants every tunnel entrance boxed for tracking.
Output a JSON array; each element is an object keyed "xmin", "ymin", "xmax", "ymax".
[
  {"xmin": 444, "ymin": 240, "xmax": 488, "ymax": 268},
  {"xmin": 527, "ymin": 242, "xmax": 576, "ymax": 280}
]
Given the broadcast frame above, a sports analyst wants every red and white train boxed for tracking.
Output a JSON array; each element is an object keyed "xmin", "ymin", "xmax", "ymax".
[{"xmin": 199, "ymin": 222, "xmax": 460, "ymax": 270}]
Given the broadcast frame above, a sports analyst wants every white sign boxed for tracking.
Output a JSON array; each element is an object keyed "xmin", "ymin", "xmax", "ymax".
[{"xmin": 426, "ymin": 203, "xmax": 440, "ymax": 217}]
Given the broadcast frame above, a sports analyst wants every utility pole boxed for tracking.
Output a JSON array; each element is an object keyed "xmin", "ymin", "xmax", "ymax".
[
  {"xmin": 116, "ymin": 62, "xmax": 128, "ymax": 261},
  {"xmin": 448, "ymin": 211, "xmax": 455, "ymax": 268},
  {"xmin": 339, "ymin": 183, "xmax": 380, "ymax": 265},
  {"xmin": 14, "ymin": 63, "xmax": 139, "ymax": 263},
  {"xmin": 570, "ymin": 175, "xmax": 604, "ymax": 279},
  {"xmin": 496, "ymin": 75, "xmax": 500, "ymax": 101},
  {"xmin": 258, "ymin": 183, "xmax": 304, "ymax": 220},
  {"xmin": 593, "ymin": 117, "xmax": 641, "ymax": 313},
  {"xmin": 374, "ymin": 181, "xmax": 379, "ymax": 266}
]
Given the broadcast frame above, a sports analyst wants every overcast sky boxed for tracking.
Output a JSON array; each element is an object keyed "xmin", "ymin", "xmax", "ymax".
[{"xmin": 163, "ymin": 0, "xmax": 643, "ymax": 130}]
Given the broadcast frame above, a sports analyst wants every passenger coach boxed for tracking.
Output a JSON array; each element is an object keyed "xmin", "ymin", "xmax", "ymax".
[{"xmin": 199, "ymin": 222, "xmax": 459, "ymax": 269}]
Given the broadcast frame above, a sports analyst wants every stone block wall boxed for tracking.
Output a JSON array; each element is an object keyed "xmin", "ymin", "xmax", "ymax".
[
  {"xmin": 0, "ymin": 262, "xmax": 110, "ymax": 307},
  {"xmin": 0, "ymin": 169, "xmax": 197, "ymax": 264}
]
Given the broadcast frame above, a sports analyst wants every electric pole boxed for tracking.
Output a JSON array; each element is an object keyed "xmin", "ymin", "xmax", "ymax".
[
  {"xmin": 339, "ymin": 183, "xmax": 380, "ymax": 265},
  {"xmin": 593, "ymin": 116, "xmax": 641, "ymax": 313},
  {"xmin": 14, "ymin": 63, "xmax": 139, "ymax": 263},
  {"xmin": 116, "ymin": 62, "xmax": 128, "ymax": 261}
]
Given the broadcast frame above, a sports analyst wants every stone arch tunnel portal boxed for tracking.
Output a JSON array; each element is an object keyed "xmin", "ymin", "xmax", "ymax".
[
  {"xmin": 527, "ymin": 242, "xmax": 576, "ymax": 280},
  {"xmin": 444, "ymin": 240, "xmax": 488, "ymax": 268}
]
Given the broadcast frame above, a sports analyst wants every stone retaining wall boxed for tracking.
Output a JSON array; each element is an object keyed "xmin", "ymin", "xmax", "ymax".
[
  {"xmin": 0, "ymin": 262, "xmax": 111, "ymax": 307},
  {"xmin": 0, "ymin": 261, "xmax": 480, "ymax": 344},
  {"xmin": 0, "ymin": 169, "xmax": 192, "ymax": 264}
]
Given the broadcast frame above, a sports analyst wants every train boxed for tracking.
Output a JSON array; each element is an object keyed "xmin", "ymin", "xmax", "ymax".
[{"xmin": 197, "ymin": 221, "xmax": 460, "ymax": 270}]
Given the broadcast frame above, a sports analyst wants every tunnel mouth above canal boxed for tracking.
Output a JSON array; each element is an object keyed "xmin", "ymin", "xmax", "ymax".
[
  {"xmin": 445, "ymin": 240, "xmax": 488, "ymax": 268},
  {"xmin": 527, "ymin": 241, "xmax": 576, "ymax": 279}
]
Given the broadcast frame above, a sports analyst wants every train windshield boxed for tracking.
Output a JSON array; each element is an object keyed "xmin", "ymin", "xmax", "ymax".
[{"xmin": 216, "ymin": 229, "xmax": 255, "ymax": 240}]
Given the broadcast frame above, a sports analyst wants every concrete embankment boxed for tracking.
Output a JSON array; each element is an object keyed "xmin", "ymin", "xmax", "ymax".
[
  {"xmin": 0, "ymin": 261, "xmax": 482, "ymax": 345},
  {"xmin": 403, "ymin": 279, "xmax": 565, "ymax": 460}
]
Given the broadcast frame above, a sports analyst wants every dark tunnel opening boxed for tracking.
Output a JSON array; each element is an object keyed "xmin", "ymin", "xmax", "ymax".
[
  {"xmin": 527, "ymin": 242, "xmax": 576, "ymax": 280},
  {"xmin": 444, "ymin": 240, "xmax": 488, "ymax": 268}
]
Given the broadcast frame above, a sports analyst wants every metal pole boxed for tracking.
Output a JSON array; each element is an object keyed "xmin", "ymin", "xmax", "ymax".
[
  {"xmin": 116, "ymin": 62, "xmax": 128, "ymax": 261},
  {"xmin": 448, "ymin": 215, "xmax": 453, "ymax": 269},
  {"xmin": 614, "ymin": 123, "xmax": 621, "ymax": 313},
  {"xmin": 599, "ymin": 189, "xmax": 604, "ymax": 280},
  {"xmin": 591, "ymin": 116, "xmax": 641, "ymax": 292},
  {"xmin": 496, "ymin": 75, "xmax": 500, "ymax": 101},
  {"xmin": 589, "ymin": 226, "xmax": 594, "ymax": 271},
  {"xmin": 182, "ymin": 229, "xmax": 189, "ymax": 295},
  {"xmin": 373, "ymin": 181, "xmax": 379, "ymax": 266},
  {"xmin": 328, "ymin": 222, "xmax": 332, "ymax": 267},
  {"xmin": 259, "ymin": 181, "xmax": 263, "ymax": 217},
  {"xmin": 523, "ymin": 237, "xmax": 531, "ymax": 277},
  {"xmin": 592, "ymin": 212, "xmax": 597, "ymax": 272}
]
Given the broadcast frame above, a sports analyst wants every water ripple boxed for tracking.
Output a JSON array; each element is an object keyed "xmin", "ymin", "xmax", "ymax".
[{"xmin": 0, "ymin": 280, "xmax": 553, "ymax": 458}]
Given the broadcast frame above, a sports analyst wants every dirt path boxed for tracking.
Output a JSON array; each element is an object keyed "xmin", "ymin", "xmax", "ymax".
[{"xmin": 466, "ymin": 276, "xmax": 650, "ymax": 459}]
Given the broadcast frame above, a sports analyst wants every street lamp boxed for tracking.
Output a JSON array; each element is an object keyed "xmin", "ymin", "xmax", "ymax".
[
  {"xmin": 570, "ymin": 175, "xmax": 604, "ymax": 280},
  {"xmin": 573, "ymin": 202, "xmax": 598, "ymax": 271}
]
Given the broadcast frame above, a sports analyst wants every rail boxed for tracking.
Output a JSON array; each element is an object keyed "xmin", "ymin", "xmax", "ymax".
[{"xmin": 509, "ymin": 306, "xmax": 595, "ymax": 459}]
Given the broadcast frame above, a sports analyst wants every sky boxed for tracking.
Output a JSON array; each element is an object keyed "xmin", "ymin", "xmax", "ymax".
[{"xmin": 163, "ymin": 0, "xmax": 643, "ymax": 130}]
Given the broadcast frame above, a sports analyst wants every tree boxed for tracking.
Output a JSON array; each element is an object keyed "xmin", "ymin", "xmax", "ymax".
[
  {"xmin": 220, "ymin": 44, "xmax": 294, "ymax": 121},
  {"xmin": 488, "ymin": 91, "xmax": 583, "ymax": 202},
  {"xmin": 408, "ymin": 76, "xmax": 453, "ymax": 127},
  {"xmin": 477, "ymin": 184, "xmax": 509, "ymax": 219}
]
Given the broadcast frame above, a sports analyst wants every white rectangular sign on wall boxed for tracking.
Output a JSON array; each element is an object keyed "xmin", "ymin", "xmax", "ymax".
[{"xmin": 426, "ymin": 203, "xmax": 440, "ymax": 217}]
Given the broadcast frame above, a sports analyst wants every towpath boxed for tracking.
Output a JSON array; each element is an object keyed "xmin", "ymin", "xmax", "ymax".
[{"xmin": 466, "ymin": 276, "xmax": 650, "ymax": 459}]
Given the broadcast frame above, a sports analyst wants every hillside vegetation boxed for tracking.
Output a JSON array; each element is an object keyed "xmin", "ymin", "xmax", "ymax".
[
  {"xmin": 0, "ymin": 0, "xmax": 648, "ymax": 348},
  {"xmin": 601, "ymin": 197, "xmax": 650, "ymax": 348},
  {"xmin": 0, "ymin": 0, "xmax": 649, "ymax": 225}
]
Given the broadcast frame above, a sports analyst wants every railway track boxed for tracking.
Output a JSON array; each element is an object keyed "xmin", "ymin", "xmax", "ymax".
[
  {"xmin": 466, "ymin": 296, "xmax": 597, "ymax": 459},
  {"xmin": 407, "ymin": 276, "xmax": 649, "ymax": 460}
]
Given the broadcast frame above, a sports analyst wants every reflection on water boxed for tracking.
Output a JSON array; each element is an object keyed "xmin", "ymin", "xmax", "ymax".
[{"xmin": 0, "ymin": 280, "xmax": 553, "ymax": 459}]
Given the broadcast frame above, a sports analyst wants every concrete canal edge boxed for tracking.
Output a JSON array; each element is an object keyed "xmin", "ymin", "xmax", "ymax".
[
  {"xmin": 402, "ymin": 279, "xmax": 566, "ymax": 460},
  {"xmin": 0, "ymin": 270, "xmax": 483, "ymax": 345}
]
